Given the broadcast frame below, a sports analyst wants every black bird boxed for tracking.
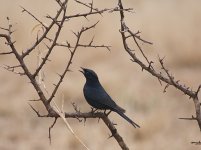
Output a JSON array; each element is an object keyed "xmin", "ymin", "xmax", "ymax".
[{"xmin": 80, "ymin": 67, "xmax": 140, "ymax": 128}]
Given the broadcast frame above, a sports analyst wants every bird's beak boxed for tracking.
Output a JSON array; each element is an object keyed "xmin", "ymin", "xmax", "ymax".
[{"xmin": 79, "ymin": 67, "xmax": 85, "ymax": 74}]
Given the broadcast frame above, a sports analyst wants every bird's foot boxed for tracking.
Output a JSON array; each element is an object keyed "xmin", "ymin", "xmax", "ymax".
[{"xmin": 91, "ymin": 107, "xmax": 98, "ymax": 114}]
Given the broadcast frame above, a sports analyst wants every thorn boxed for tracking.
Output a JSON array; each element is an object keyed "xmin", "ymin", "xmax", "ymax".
[
  {"xmin": 98, "ymin": 117, "xmax": 101, "ymax": 123},
  {"xmin": 29, "ymin": 99, "xmax": 40, "ymax": 102},
  {"xmin": 176, "ymin": 80, "xmax": 180, "ymax": 84},
  {"xmin": 158, "ymin": 78, "xmax": 162, "ymax": 86},
  {"xmin": 112, "ymin": 122, "xmax": 117, "ymax": 126},
  {"xmin": 56, "ymin": 73, "xmax": 62, "ymax": 77},
  {"xmin": 72, "ymin": 30, "xmax": 79, "ymax": 37},
  {"xmin": 83, "ymin": 118, "xmax": 86, "ymax": 125},
  {"xmin": 163, "ymin": 84, "xmax": 169, "ymax": 93},
  {"xmin": 67, "ymin": 69, "xmax": 73, "ymax": 72},
  {"xmin": 106, "ymin": 46, "xmax": 111, "ymax": 51},
  {"xmin": 66, "ymin": 41, "xmax": 71, "ymax": 47},
  {"xmin": 148, "ymin": 61, "xmax": 154, "ymax": 69},
  {"xmin": 89, "ymin": 36, "xmax": 94, "ymax": 46},
  {"xmin": 71, "ymin": 102, "xmax": 80, "ymax": 113},
  {"xmin": 76, "ymin": 117, "xmax": 82, "ymax": 122},
  {"xmin": 108, "ymin": 133, "xmax": 114, "ymax": 139},
  {"xmin": 178, "ymin": 115, "xmax": 196, "ymax": 120},
  {"xmin": 28, "ymin": 103, "xmax": 44, "ymax": 117},
  {"xmin": 84, "ymin": 16, "xmax": 89, "ymax": 21}
]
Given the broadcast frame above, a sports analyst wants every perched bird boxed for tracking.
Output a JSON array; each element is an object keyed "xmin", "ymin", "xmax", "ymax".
[{"xmin": 80, "ymin": 67, "xmax": 140, "ymax": 128}]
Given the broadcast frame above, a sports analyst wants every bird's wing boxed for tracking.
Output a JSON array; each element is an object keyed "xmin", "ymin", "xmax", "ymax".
[{"xmin": 85, "ymin": 84, "xmax": 123, "ymax": 112}]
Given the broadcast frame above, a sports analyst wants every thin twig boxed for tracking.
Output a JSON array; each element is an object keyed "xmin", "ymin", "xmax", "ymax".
[
  {"xmin": 20, "ymin": 6, "xmax": 47, "ymax": 28},
  {"xmin": 49, "ymin": 117, "xmax": 58, "ymax": 144}
]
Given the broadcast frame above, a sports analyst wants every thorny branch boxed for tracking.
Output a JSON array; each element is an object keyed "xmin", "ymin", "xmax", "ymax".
[
  {"xmin": 21, "ymin": 1, "xmax": 66, "ymax": 58},
  {"xmin": 32, "ymin": 1, "xmax": 68, "ymax": 78},
  {"xmin": 47, "ymin": 21, "xmax": 101, "ymax": 104},
  {"xmin": 0, "ymin": 0, "xmax": 131, "ymax": 150},
  {"xmin": 118, "ymin": 0, "xmax": 201, "ymax": 140}
]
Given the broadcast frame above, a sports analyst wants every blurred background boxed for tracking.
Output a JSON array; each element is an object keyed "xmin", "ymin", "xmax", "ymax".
[{"xmin": 0, "ymin": 0, "xmax": 201, "ymax": 149}]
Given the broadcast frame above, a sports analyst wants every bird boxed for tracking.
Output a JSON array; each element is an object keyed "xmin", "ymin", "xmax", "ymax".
[{"xmin": 80, "ymin": 67, "xmax": 140, "ymax": 128}]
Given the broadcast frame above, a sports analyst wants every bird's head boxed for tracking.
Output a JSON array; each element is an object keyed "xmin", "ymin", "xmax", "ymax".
[{"xmin": 79, "ymin": 67, "xmax": 99, "ymax": 82}]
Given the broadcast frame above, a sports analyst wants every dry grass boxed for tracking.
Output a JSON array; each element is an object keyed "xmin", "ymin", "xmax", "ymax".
[{"xmin": 0, "ymin": 0, "xmax": 201, "ymax": 150}]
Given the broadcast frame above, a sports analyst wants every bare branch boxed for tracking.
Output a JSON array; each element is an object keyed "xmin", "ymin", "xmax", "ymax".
[
  {"xmin": 48, "ymin": 22, "xmax": 99, "ymax": 104},
  {"xmin": 75, "ymin": 0, "xmax": 99, "ymax": 12},
  {"xmin": 33, "ymin": 1, "xmax": 68, "ymax": 78},
  {"xmin": 29, "ymin": 103, "xmax": 47, "ymax": 117},
  {"xmin": 178, "ymin": 115, "xmax": 197, "ymax": 120},
  {"xmin": 52, "ymin": 100, "xmax": 90, "ymax": 150},
  {"xmin": 20, "ymin": 6, "xmax": 47, "ymax": 28},
  {"xmin": 65, "ymin": 6, "xmax": 132, "ymax": 20},
  {"xmin": 56, "ymin": 37, "xmax": 111, "ymax": 51},
  {"xmin": 191, "ymin": 141, "xmax": 201, "ymax": 145},
  {"xmin": 2, "ymin": 64, "xmax": 25, "ymax": 76},
  {"xmin": 118, "ymin": 0, "xmax": 201, "ymax": 134},
  {"xmin": 22, "ymin": 0, "xmax": 69, "ymax": 58},
  {"xmin": 0, "ymin": 51, "xmax": 13, "ymax": 55},
  {"xmin": 127, "ymin": 29, "xmax": 153, "ymax": 45},
  {"xmin": 60, "ymin": 111, "xmax": 129, "ymax": 150},
  {"xmin": 29, "ymin": 98, "xmax": 41, "ymax": 102},
  {"xmin": 0, "ymin": 27, "xmax": 9, "ymax": 31},
  {"xmin": 78, "ymin": 43, "xmax": 111, "ymax": 51}
]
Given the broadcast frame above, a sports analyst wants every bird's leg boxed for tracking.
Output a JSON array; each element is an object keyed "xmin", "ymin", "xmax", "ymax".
[
  {"xmin": 104, "ymin": 110, "xmax": 112, "ymax": 116},
  {"xmin": 106, "ymin": 110, "xmax": 112, "ymax": 116},
  {"xmin": 103, "ymin": 109, "xmax": 107, "ymax": 114}
]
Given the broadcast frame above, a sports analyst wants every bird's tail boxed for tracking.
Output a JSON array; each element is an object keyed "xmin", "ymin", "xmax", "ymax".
[{"xmin": 115, "ymin": 110, "xmax": 140, "ymax": 128}]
